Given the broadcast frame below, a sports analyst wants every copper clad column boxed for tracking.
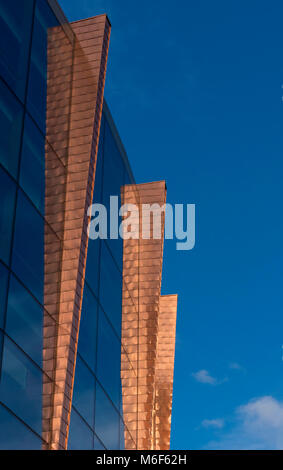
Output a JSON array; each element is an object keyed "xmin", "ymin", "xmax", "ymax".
[
  {"xmin": 134, "ymin": 182, "xmax": 166, "ymax": 450},
  {"xmin": 121, "ymin": 181, "xmax": 178, "ymax": 450},
  {"xmin": 154, "ymin": 294, "xmax": 178, "ymax": 450},
  {"xmin": 43, "ymin": 15, "xmax": 111, "ymax": 450}
]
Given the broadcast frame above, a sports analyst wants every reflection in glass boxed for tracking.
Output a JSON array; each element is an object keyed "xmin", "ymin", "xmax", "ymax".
[
  {"xmin": 95, "ymin": 382, "xmax": 120, "ymax": 450},
  {"xmin": 94, "ymin": 435, "xmax": 106, "ymax": 450},
  {"xmin": 19, "ymin": 115, "xmax": 45, "ymax": 214},
  {"xmin": 27, "ymin": 0, "xmax": 60, "ymax": 133},
  {"xmin": 103, "ymin": 119, "xmax": 125, "ymax": 210},
  {"xmin": 5, "ymin": 275, "xmax": 43, "ymax": 367},
  {"xmin": 84, "ymin": 238, "xmax": 100, "ymax": 301},
  {"xmin": 96, "ymin": 309, "xmax": 121, "ymax": 410},
  {"xmin": 0, "ymin": 262, "xmax": 9, "ymax": 329},
  {"xmin": 0, "ymin": 0, "xmax": 34, "ymax": 102},
  {"xmin": 12, "ymin": 190, "xmax": 44, "ymax": 304},
  {"xmin": 0, "ymin": 334, "xmax": 43, "ymax": 436},
  {"xmin": 0, "ymin": 166, "xmax": 17, "ymax": 265},
  {"xmin": 84, "ymin": 120, "xmax": 104, "ymax": 296},
  {"xmin": 0, "ymin": 404, "xmax": 42, "ymax": 450},
  {"xmin": 93, "ymin": 113, "xmax": 104, "ymax": 206},
  {"xmin": 78, "ymin": 284, "xmax": 98, "ymax": 372},
  {"xmin": 0, "ymin": 79, "xmax": 23, "ymax": 179},
  {"xmin": 102, "ymin": 118, "xmax": 125, "ymax": 270},
  {"xmin": 72, "ymin": 355, "xmax": 95, "ymax": 429},
  {"xmin": 99, "ymin": 242, "xmax": 122, "ymax": 337},
  {"xmin": 68, "ymin": 408, "xmax": 94, "ymax": 450}
]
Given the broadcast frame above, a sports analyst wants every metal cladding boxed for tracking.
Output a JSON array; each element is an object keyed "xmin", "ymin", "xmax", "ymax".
[
  {"xmin": 121, "ymin": 182, "xmax": 178, "ymax": 450},
  {"xmin": 154, "ymin": 295, "xmax": 178, "ymax": 450},
  {"xmin": 43, "ymin": 15, "xmax": 111, "ymax": 450}
]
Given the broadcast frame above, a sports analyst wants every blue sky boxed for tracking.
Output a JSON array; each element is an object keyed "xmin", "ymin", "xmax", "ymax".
[{"xmin": 59, "ymin": 0, "xmax": 283, "ymax": 449}]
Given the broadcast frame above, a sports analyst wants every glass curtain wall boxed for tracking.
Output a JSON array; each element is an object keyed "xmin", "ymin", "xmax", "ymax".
[{"xmin": 0, "ymin": 0, "xmax": 74, "ymax": 449}]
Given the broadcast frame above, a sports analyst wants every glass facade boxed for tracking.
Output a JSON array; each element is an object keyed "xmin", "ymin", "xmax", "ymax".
[
  {"xmin": 0, "ymin": 0, "xmax": 137, "ymax": 450},
  {"xmin": 0, "ymin": 0, "xmax": 73, "ymax": 450}
]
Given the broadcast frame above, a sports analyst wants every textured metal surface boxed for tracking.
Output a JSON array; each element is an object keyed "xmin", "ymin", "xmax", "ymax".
[
  {"xmin": 154, "ymin": 295, "xmax": 178, "ymax": 450},
  {"xmin": 43, "ymin": 15, "xmax": 111, "ymax": 450},
  {"xmin": 121, "ymin": 182, "xmax": 177, "ymax": 450},
  {"xmin": 120, "ymin": 184, "xmax": 141, "ymax": 449}
]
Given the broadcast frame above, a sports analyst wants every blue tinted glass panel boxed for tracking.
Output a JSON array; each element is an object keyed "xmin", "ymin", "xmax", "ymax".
[
  {"xmin": 95, "ymin": 382, "xmax": 120, "ymax": 450},
  {"xmin": 0, "ymin": 334, "xmax": 43, "ymax": 435},
  {"xmin": 12, "ymin": 190, "xmax": 44, "ymax": 304},
  {"xmin": 86, "ymin": 117, "xmax": 104, "ymax": 296},
  {"xmin": 19, "ymin": 114, "xmax": 45, "ymax": 214},
  {"xmin": 102, "ymin": 119, "xmax": 124, "ymax": 269},
  {"xmin": 0, "ymin": 167, "xmax": 17, "ymax": 265},
  {"xmin": 0, "ymin": 79, "xmax": 24, "ymax": 178},
  {"xmin": 0, "ymin": 404, "xmax": 42, "ymax": 450},
  {"xmin": 84, "ymin": 120, "xmax": 103, "ymax": 291},
  {"xmin": 72, "ymin": 356, "xmax": 95, "ymax": 429},
  {"xmin": 0, "ymin": 262, "xmax": 9, "ymax": 329},
  {"xmin": 99, "ymin": 242, "xmax": 122, "ymax": 336},
  {"xmin": 105, "ymin": 212, "xmax": 123, "ymax": 273},
  {"xmin": 123, "ymin": 166, "xmax": 135, "ymax": 186},
  {"xmin": 27, "ymin": 0, "xmax": 60, "ymax": 132},
  {"xmin": 96, "ymin": 309, "xmax": 121, "ymax": 410},
  {"xmin": 5, "ymin": 275, "xmax": 43, "ymax": 367},
  {"xmin": 78, "ymin": 284, "xmax": 98, "ymax": 372},
  {"xmin": 68, "ymin": 409, "xmax": 94, "ymax": 450},
  {"xmin": 0, "ymin": 0, "xmax": 34, "ymax": 102},
  {"xmin": 93, "ymin": 113, "xmax": 104, "ymax": 205},
  {"xmin": 103, "ymin": 119, "xmax": 124, "ymax": 205},
  {"xmin": 94, "ymin": 435, "xmax": 106, "ymax": 450},
  {"xmin": 85, "ymin": 239, "xmax": 100, "ymax": 300}
]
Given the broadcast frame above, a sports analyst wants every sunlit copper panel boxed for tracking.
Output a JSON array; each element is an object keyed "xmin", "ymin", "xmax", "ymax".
[
  {"xmin": 120, "ymin": 184, "xmax": 140, "ymax": 449},
  {"xmin": 121, "ymin": 181, "xmax": 170, "ymax": 450},
  {"xmin": 154, "ymin": 294, "xmax": 178, "ymax": 450},
  {"xmin": 43, "ymin": 15, "xmax": 111, "ymax": 450}
]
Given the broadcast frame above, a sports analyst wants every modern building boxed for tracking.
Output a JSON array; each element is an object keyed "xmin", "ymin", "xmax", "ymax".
[{"xmin": 0, "ymin": 0, "xmax": 178, "ymax": 450}]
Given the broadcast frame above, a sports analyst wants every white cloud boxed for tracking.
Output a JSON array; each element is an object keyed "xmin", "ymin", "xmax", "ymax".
[
  {"xmin": 192, "ymin": 369, "xmax": 227, "ymax": 385},
  {"xmin": 229, "ymin": 362, "xmax": 245, "ymax": 372},
  {"xmin": 201, "ymin": 419, "xmax": 225, "ymax": 429},
  {"xmin": 192, "ymin": 370, "xmax": 216, "ymax": 384},
  {"xmin": 206, "ymin": 396, "xmax": 283, "ymax": 450}
]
